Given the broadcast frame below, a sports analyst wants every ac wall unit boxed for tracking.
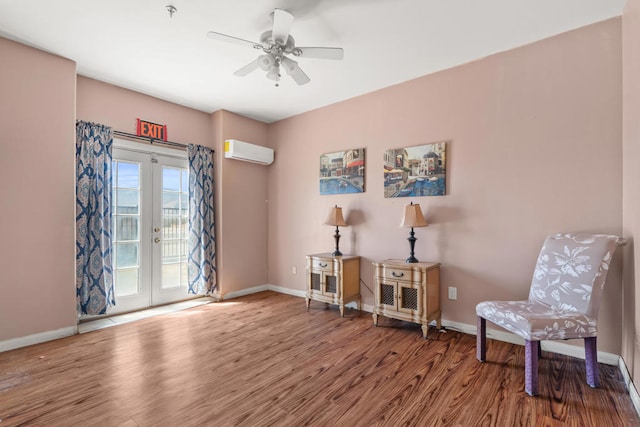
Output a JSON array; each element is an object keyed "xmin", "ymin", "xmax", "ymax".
[{"xmin": 224, "ymin": 139, "xmax": 274, "ymax": 165}]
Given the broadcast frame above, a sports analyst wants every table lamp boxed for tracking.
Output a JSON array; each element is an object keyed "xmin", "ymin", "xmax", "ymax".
[
  {"xmin": 401, "ymin": 202, "xmax": 428, "ymax": 263},
  {"xmin": 325, "ymin": 205, "xmax": 347, "ymax": 256}
]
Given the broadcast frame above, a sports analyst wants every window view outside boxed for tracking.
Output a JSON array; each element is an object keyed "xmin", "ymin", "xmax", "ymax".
[
  {"xmin": 112, "ymin": 160, "xmax": 141, "ymax": 296},
  {"xmin": 111, "ymin": 161, "xmax": 189, "ymax": 298},
  {"xmin": 161, "ymin": 167, "xmax": 189, "ymax": 289}
]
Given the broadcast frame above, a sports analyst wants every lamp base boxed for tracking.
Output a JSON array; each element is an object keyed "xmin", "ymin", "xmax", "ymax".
[
  {"xmin": 332, "ymin": 226, "xmax": 342, "ymax": 257},
  {"xmin": 406, "ymin": 227, "xmax": 418, "ymax": 263}
]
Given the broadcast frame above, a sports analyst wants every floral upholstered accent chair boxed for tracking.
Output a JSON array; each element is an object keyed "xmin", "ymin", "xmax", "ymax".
[{"xmin": 476, "ymin": 233, "xmax": 621, "ymax": 396}]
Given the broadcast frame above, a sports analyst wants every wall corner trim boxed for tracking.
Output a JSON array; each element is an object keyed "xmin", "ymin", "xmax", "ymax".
[{"xmin": 619, "ymin": 356, "xmax": 640, "ymax": 418}]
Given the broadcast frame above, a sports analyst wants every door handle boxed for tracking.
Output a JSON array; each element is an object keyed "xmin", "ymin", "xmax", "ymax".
[
  {"xmin": 154, "ymin": 237, "xmax": 161, "ymax": 243},
  {"xmin": 154, "ymin": 227, "xmax": 160, "ymax": 233}
]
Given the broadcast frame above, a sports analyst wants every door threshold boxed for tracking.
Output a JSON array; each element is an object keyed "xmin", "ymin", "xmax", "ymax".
[{"xmin": 78, "ymin": 297, "xmax": 215, "ymax": 334}]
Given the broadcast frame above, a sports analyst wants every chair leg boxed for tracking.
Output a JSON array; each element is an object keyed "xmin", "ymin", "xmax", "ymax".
[
  {"xmin": 477, "ymin": 316, "xmax": 486, "ymax": 361},
  {"xmin": 585, "ymin": 337, "xmax": 600, "ymax": 388},
  {"xmin": 525, "ymin": 340, "xmax": 539, "ymax": 396}
]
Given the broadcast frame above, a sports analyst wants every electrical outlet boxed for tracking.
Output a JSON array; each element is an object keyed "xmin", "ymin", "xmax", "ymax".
[
  {"xmin": 292, "ymin": 267, "xmax": 297, "ymax": 275},
  {"xmin": 448, "ymin": 286, "xmax": 457, "ymax": 300}
]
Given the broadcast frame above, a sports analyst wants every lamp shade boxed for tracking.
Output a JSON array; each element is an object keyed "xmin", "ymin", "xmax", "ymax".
[
  {"xmin": 401, "ymin": 202, "xmax": 428, "ymax": 228},
  {"xmin": 325, "ymin": 205, "xmax": 347, "ymax": 226}
]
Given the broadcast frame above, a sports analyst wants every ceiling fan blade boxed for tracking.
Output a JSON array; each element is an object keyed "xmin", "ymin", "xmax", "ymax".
[
  {"xmin": 271, "ymin": 9, "xmax": 294, "ymax": 45},
  {"xmin": 281, "ymin": 57, "xmax": 311, "ymax": 85},
  {"xmin": 233, "ymin": 59, "xmax": 260, "ymax": 77},
  {"xmin": 207, "ymin": 31, "xmax": 259, "ymax": 49},
  {"xmin": 295, "ymin": 47, "xmax": 344, "ymax": 60}
]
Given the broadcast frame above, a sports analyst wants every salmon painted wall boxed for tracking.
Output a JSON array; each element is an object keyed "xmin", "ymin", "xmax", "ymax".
[
  {"xmin": 214, "ymin": 110, "xmax": 269, "ymax": 296},
  {"xmin": 0, "ymin": 37, "xmax": 77, "ymax": 341},
  {"xmin": 267, "ymin": 19, "xmax": 623, "ymax": 353},
  {"xmin": 623, "ymin": 0, "xmax": 640, "ymax": 384},
  {"xmin": 77, "ymin": 76, "xmax": 213, "ymax": 148}
]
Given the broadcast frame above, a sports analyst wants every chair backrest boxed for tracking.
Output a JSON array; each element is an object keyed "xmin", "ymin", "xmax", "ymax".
[{"xmin": 528, "ymin": 233, "xmax": 619, "ymax": 316}]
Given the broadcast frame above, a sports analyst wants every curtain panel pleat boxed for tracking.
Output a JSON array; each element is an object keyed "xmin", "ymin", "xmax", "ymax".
[
  {"xmin": 187, "ymin": 144, "xmax": 217, "ymax": 294},
  {"xmin": 75, "ymin": 120, "xmax": 115, "ymax": 315}
]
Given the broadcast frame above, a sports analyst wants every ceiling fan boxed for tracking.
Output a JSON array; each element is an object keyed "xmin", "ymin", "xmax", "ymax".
[{"xmin": 207, "ymin": 9, "xmax": 344, "ymax": 87}]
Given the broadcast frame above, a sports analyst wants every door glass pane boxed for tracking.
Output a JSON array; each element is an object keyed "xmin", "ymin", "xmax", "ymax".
[
  {"xmin": 116, "ymin": 216, "xmax": 139, "ymax": 241},
  {"xmin": 117, "ymin": 189, "xmax": 140, "ymax": 214},
  {"xmin": 117, "ymin": 162, "xmax": 140, "ymax": 188},
  {"xmin": 162, "ymin": 263, "xmax": 181, "ymax": 289},
  {"xmin": 116, "ymin": 269, "xmax": 139, "ymax": 296},
  {"xmin": 112, "ymin": 160, "xmax": 141, "ymax": 297},
  {"xmin": 163, "ymin": 217, "xmax": 180, "ymax": 239},
  {"xmin": 163, "ymin": 192, "xmax": 179, "ymax": 211},
  {"xmin": 161, "ymin": 166, "xmax": 189, "ymax": 290},
  {"xmin": 180, "ymin": 193, "xmax": 188, "ymax": 216},
  {"xmin": 163, "ymin": 168, "xmax": 180, "ymax": 191},
  {"xmin": 116, "ymin": 242, "xmax": 139, "ymax": 268},
  {"xmin": 181, "ymin": 170, "xmax": 189, "ymax": 192}
]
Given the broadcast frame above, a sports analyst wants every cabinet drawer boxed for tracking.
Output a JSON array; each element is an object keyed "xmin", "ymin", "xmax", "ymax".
[
  {"xmin": 382, "ymin": 266, "xmax": 421, "ymax": 282},
  {"xmin": 311, "ymin": 258, "xmax": 333, "ymax": 272}
]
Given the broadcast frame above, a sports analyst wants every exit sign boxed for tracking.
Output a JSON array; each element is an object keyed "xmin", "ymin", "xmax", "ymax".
[{"xmin": 136, "ymin": 119, "xmax": 167, "ymax": 141}]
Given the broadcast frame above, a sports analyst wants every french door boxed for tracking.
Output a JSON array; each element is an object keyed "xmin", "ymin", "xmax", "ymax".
[{"xmin": 111, "ymin": 142, "xmax": 192, "ymax": 314}]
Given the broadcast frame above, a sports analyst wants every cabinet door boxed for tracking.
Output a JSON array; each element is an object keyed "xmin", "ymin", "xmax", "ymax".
[
  {"xmin": 398, "ymin": 282, "xmax": 422, "ymax": 316},
  {"xmin": 310, "ymin": 271, "xmax": 322, "ymax": 292},
  {"xmin": 378, "ymin": 280, "xmax": 398, "ymax": 311},
  {"xmin": 324, "ymin": 273, "xmax": 338, "ymax": 296}
]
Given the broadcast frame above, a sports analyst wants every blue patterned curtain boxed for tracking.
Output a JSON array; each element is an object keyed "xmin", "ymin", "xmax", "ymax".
[
  {"xmin": 75, "ymin": 121, "xmax": 115, "ymax": 315},
  {"xmin": 187, "ymin": 144, "xmax": 217, "ymax": 294}
]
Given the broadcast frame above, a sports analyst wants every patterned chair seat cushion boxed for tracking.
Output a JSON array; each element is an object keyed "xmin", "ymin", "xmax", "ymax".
[{"xmin": 476, "ymin": 300, "xmax": 597, "ymax": 341}]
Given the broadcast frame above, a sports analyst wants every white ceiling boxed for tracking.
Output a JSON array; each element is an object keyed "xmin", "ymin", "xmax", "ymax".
[{"xmin": 0, "ymin": 0, "xmax": 626, "ymax": 123}]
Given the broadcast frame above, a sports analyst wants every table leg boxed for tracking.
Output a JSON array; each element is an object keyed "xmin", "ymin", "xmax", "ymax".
[{"xmin": 421, "ymin": 324, "xmax": 429, "ymax": 339}]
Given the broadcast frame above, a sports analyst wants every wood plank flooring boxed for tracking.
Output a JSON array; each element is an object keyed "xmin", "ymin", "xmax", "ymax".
[{"xmin": 0, "ymin": 291, "xmax": 638, "ymax": 426}]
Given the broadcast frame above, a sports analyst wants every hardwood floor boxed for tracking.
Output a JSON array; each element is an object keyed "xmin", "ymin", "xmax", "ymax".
[{"xmin": 1, "ymin": 291, "xmax": 638, "ymax": 426}]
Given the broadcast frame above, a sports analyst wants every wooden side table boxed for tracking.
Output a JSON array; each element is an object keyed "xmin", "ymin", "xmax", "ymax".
[
  {"xmin": 372, "ymin": 260, "xmax": 441, "ymax": 338},
  {"xmin": 306, "ymin": 253, "xmax": 360, "ymax": 316}
]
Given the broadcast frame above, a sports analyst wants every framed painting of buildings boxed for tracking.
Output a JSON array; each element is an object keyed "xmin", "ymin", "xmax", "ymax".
[
  {"xmin": 320, "ymin": 148, "xmax": 365, "ymax": 195},
  {"xmin": 384, "ymin": 141, "xmax": 447, "ymax": 198}
]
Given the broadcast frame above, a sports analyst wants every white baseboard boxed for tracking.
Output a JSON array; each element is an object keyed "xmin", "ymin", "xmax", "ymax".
[
  {"xmin": 267, "ymin": 284, "xmax": 306, "ymax": 298},
  {"xmin": 0, "ymin": 326, "xmax": 77, "ymax": 353},
  {"xmin": 222, "ymin": 285, "xmax": 270, "ymax": 300},
  {"xmin": 260, "ymin": 286, "xmax": 375, "ymax": 312}
]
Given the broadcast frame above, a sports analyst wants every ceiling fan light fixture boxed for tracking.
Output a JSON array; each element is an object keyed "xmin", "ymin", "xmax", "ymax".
[
  {"xmin": 257, "ymin": 54, "xmax": 274, "ymax": 71},
  {"xmin": 266, "ymin": 65, "xmax": 281, "ymax": 82},
  {"xmin": 206, "ymin": 8, "xmax": 344, "ymax": 86}
]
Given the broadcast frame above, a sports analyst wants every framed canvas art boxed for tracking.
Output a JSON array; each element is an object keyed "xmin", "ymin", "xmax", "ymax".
[
  {"xmin": 320, "ymin": 148, "xmax": 365, "ymax": 195},
  {"xmin": 384, "ymin": 141, "xmax": 446, "ymax": 198}
]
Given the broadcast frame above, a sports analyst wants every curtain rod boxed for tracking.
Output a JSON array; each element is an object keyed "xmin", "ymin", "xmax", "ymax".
[{"xmin": 113, "ymin": 130, "xmax": 188, "ymax": 149}]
